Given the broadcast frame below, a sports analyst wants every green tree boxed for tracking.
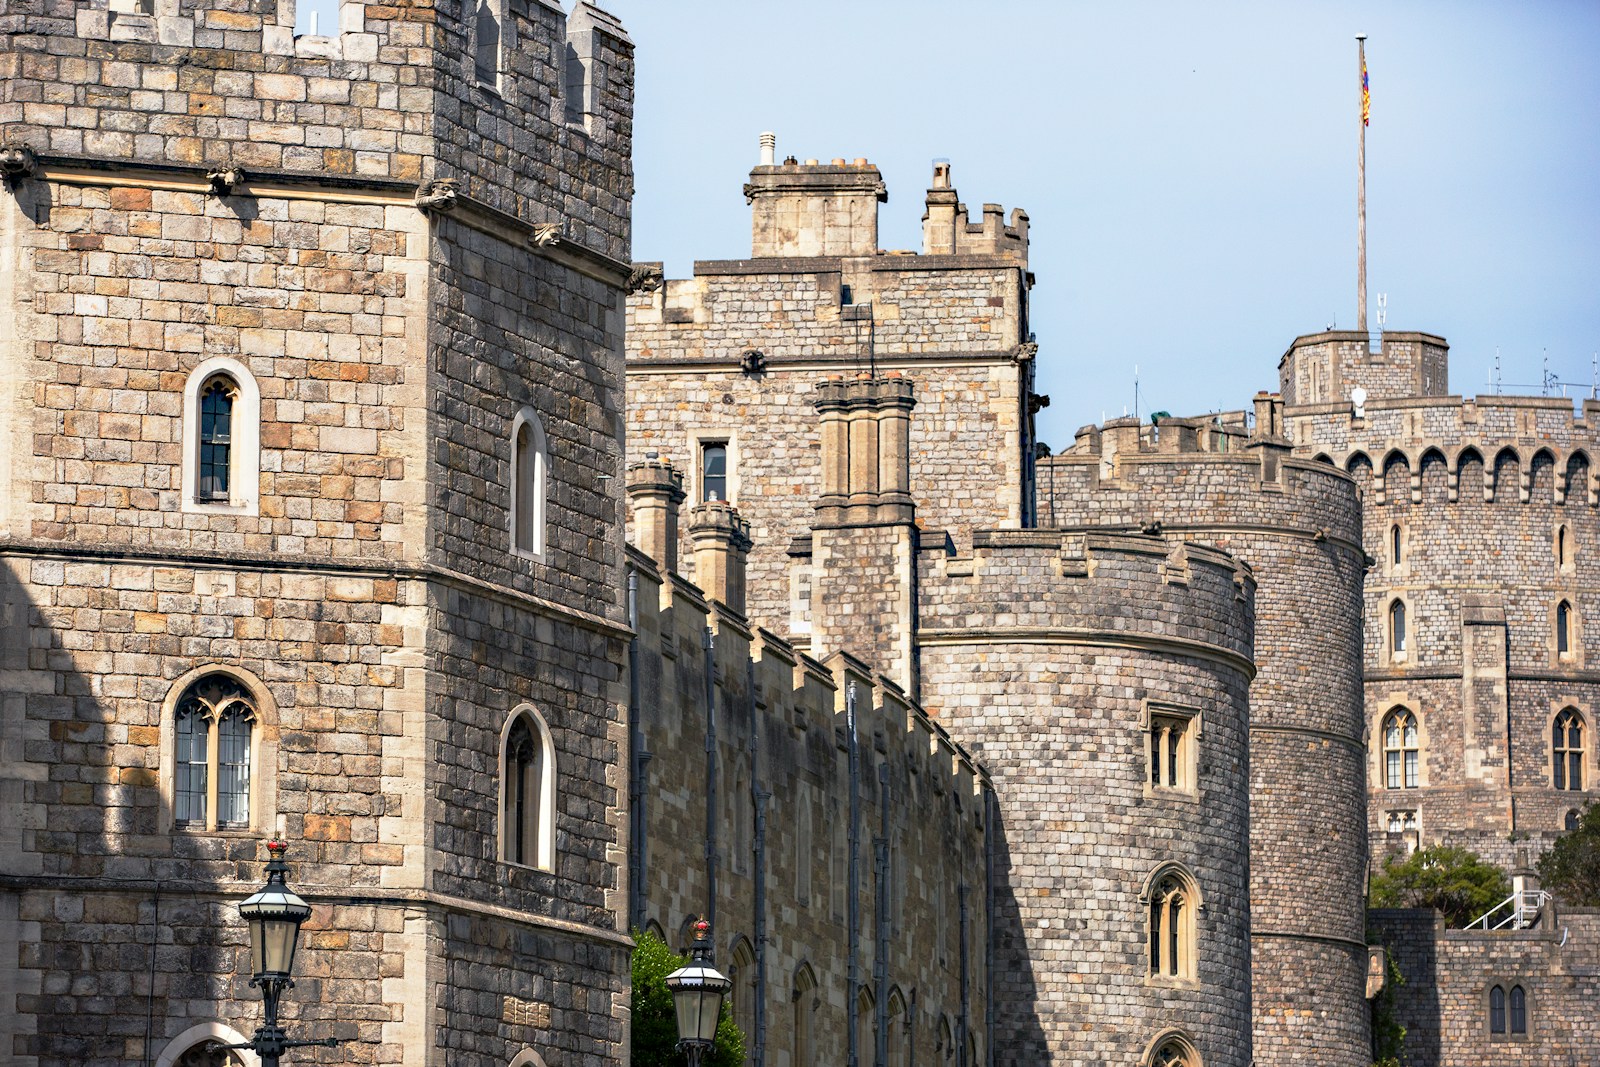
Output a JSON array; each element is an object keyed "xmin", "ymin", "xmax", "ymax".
[
  {"xmin": 1368, "ymin": 845, "xmax": 1510, "ymax": 927},
  {"xmin": 1538, "ymin": 801, "xmax": 1600, "ymax": 907},
  {"xmin": 631, "ymin": 928, "xmax": 746, "ymax": 1067}
]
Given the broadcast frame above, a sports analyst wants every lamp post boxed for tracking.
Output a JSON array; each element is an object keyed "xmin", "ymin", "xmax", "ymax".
[
  {"xmin": 664, "ymin": 917, "xmax": 731, "ymax": 1067},
  {"xmin": 215, "ymin": 840, "xmax": 340, "ymax": 1066}
]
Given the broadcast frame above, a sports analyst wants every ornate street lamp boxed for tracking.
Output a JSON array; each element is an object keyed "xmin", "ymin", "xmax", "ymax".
[
  {"xmin": 214, "ymin": 840, "xmax": 339, "ymax": 1066},
  {"xmin": 663, "ymin": 917, "xmax": 731, "ymax": 1067}
]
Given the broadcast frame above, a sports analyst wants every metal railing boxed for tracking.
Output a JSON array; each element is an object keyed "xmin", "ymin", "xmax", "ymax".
[{"xmin": 1467, "ymin": 889, "xmax": 1551, "ymax": 931}]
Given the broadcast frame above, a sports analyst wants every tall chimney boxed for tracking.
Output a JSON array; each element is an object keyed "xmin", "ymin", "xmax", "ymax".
[
  {"xmin": 688, "ymin": 501, "xmax": 753, "ymax": 615},
  {"xmin": 627, "ymin": 456, "xmax": 686, "ymax": 572}
]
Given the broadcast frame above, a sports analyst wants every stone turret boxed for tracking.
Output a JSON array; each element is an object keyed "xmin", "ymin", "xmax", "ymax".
[
  {"xmin": 920, "ymin": 161, "xmax": 1029, "ymax": 263},
  {"xmin": 688, "ymin": 500, "xmax": 752, "ymax": 615},
  {"xmin": 744, "ymin": 138, "xmax": 886, "ymax": 258}
]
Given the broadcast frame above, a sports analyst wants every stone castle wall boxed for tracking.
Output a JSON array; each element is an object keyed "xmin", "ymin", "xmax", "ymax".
[
  {"xmin": 1286, "ymin": 391, "xmax": 1600, "ymax": 872},
  {"xmin": 626, "ymin": 163, "xmax": 1037, "ymax": 633},
  {"xmin": 626, "ymin": 543, "xmax": 990, "ymax": 1067},
  {"xmin": 1370, "ymin": 905, "xmax": 1600, "ymax": 1067},
  {"xmin": 1040, "ymin": 417, "xmax": 1372, "ymax": 1066},
  {"xmin": 916, "ymin": 531, "xmax": 1256, "ymax": 1067},
  {"xmin": 0, "ymin": 2, "xmax": 637, "ymax": 1064}
]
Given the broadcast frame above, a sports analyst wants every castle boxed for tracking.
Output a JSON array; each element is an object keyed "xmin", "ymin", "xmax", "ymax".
[{"xmin": 1, "ymin": 3, "xmax": 1596, "ymax": 1067}]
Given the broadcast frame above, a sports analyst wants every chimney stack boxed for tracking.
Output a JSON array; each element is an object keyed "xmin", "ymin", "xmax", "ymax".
[
  {"xmin": 688, "ymin": 501, "xmax": 753, "ymax": 615},
  {"xmin": 627, "ymin": 455, "xmax": 686, "ymax": 572},
  {"xmin": 759, "ymin": 131, "xmax": 776, "ymax": 166}
]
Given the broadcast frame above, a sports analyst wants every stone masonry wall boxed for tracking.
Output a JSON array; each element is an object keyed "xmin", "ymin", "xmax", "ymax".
[
  {"xmin": 1371, "ymin": 906, "xmax": 1600, "ymax": 1067},
  {"xmin": 1040, "ymin": 430, "xmax": 1372, "ymax": 1066},
  {"xmin": 0, "ymin": 1, "xmax": 637, "ymax": 1062},
  {"xmin": 627, "ymin": 546, "xmax": 990, "ymax": 1067},
  {"xmin": 0, "ymin": 0, "xmax": 634, "ymax": 263},
  {"xmin": 1287, "ymin": 393, "xmax": 1600, "ymax": 872},
  {"xmin": 917, "ymin": 532, "xmax": 1256, "ymax": 1067},
  {"xmin": 627, "ymin": 254, "xmax": 1032, "ymax": 634}
]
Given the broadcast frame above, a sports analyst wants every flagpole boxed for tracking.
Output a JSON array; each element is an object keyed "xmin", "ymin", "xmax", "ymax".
[{"xmin": 1356, "ymin": 33, "xmax": 1367, "ymax": 333}]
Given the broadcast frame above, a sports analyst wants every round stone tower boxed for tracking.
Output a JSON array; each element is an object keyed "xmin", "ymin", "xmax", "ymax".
[
  {"xmin": 1041, "ymin": 405, "xmax": 1371, "ymax": 1066},
  {"xmin": 918, "ymin": 531, "xmax": 1257, "ymax": 1067}
]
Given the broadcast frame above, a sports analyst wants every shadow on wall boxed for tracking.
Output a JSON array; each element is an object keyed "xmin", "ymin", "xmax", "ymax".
[
  {"xmin": 987, "ymin": 807, "xmax": 1048, "ymax": 1067},
  {"xmin": 0, "ymin": 560, "xmax": 249, "ymax": 1066},
  {"xmin": 1369, "ymin": 910, "xmax": 1441, "ymax": 1067}
]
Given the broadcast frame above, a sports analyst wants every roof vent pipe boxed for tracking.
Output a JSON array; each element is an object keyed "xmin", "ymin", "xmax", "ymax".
[{"xmin": 759, "ymin": 132, "xmax": 776, "ymax": 166}]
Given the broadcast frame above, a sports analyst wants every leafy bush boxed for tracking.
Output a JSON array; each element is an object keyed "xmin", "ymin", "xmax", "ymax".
[
  {"xmin": 1538, "ymin": 801, "xmax": 1600, "ymax": 908},
  {"xmin": 1368, "ymin": 845, "xmax": 1509, "ymax": 927},
  {"xmin": 631, "ymin": 927, "xmax": 745, "ymax": 1067}
]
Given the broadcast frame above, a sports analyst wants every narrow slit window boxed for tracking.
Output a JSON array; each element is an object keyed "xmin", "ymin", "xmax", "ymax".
[
  {"xmin": 501, "ymin": 707, "xmax": 555, "ymax": 871},
  {"xmin": 1390, "ymin": 600, "xmax": 1407, "ymax": 655},
  {"xmin": 1556, "ymin": 600, "xmax": 1572, "ymax": 656},
  {"xmin": 474, "ymin": 0, "xmax": 500, "ymax": 85},
  {"xmin": 1558, "ymin": 525, "xmax": 1570, "ymax": 567},
  {"xmin": 1391, "ymin": 524, "xmax": 1402, "ymax": 564}
]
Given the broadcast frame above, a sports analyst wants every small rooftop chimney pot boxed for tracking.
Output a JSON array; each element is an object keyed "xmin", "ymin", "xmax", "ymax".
[{"xmin": 759, "ymin": 132, "xmax": 776, "ymax": 166}]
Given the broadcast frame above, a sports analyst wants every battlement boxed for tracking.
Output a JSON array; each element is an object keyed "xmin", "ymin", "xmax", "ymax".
[
  {"xmin": 921, "ymin": 161, "xmax": 1029, "ymax": 262},
  {"xmin": 626, "ymin": 542, "xmax": 990, "ymax": 806},
  {"xmin": 0, "ymin": 0, "xmax": 634, "ymax": 260},
  {"xmin": 1285, "ymin": 392, "xmax": 1600, "ymax": 506},
  {"xmin": 1279, "ymin": 329, "xmax": 1450, "ymax": 406},
  {"xmin": 917, "ymin": 529, "xmax": 1255, "ymax": 669}
]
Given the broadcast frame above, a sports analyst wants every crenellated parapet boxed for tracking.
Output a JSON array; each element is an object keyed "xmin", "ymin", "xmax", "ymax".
[
  {"xmin": 1280, "ymin": 330, "xmax": 1450, "ymax": 405},
  {"xmin": 1287, "ymin": 393, "xmax": 1600, "ymax": 506},
  {"xmin": 1, "ymin": 0, "xmax": 635, "ymax": 262},
  {"xmin": 919, "ymin": 528, "xmax": 1255, "ymax": 665}
]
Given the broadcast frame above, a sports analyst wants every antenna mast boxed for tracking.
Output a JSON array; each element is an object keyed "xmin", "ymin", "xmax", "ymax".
[{"xmin": 1356, "ymin": 34, "xmax": 1369, "ymax": 333}]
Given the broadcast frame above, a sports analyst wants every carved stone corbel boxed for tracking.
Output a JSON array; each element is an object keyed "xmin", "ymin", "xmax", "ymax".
[
  {"xmin": 206, "ymin": 167, "xmax": 245, "ymax": 196},
  {"xmin": 531, "ymin": 222, "xmax": 563, "ymax": 248},
  {"xmin": 628, "ymin": 263, "xmax": 664, "ymax": 293},
  {"xmin": 1013, "ymin": 341, "xmax": 1039, "ymax": 364},
  {"xmin": 0, "ymin": 141, "xmax": 37, "ymax": 185},
  {"xmin": 739, "ymin": 349, "xmax": 766, "ymax": 376},
  {"xmin": 414, "ymin": 178, "xmax": 459, "ymax": 212}
]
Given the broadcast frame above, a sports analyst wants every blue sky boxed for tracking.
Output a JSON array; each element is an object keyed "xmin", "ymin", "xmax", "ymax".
[{"xmin": 299, "ymin": 1, "xmax": 1600, "ymax": 445}]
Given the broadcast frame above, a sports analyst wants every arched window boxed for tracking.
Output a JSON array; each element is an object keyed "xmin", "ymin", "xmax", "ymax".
[
  {"xmin": 1389, "ymin": 600, "xmax": 1407, "ymax": 656},
  {"xmin": 1553, "ymin": 708, "xmax": 1584, "ymax": 791},
  {"xmin": 1148, "ymin": 1034, "xmax": 1200, "ymax": 1067},
  {"xmin": 1382, "ymin": 709, "xmax": 1421, "ymax": 790},
  {"xmin": 1556, "ymin": 600, "xmax": 1574, "ymax": 657},
  {"xmin": 1145, "ymin": 866, "xmax": 1199, "ymax": 981},
  {"xmin": 936, "ymin": 1017, "xmax": 954, "ymax": 1063},
  {"xmin": 855, "ymin": 989, "xmax": 876, "ymax": 1066},
  {"xmin": 792, "ymin": 964, "xmax": 817, "ymax": 1067},
  {"xmin": 728, "ymin": 937, "xmax": 756, "ymax": 1049},
  {"xmin": 182, "ymin": 357, "xmax": 260, "ymax": 514},
  {"xmin": 501, "ymin": 706, "xmax": 556, "ymax": 871},
  {"xmin": 198, "ymin": 376, "xmax": 236, "ymax": 502},
  {"xmin": 1390, "ymin": 523, "xmax": 1403, "ymax": 565},
  {"xmin": 511, "ymin": 409, "xmax": 548, "ymax": 559},
  {"xmin": 1489, "ymin": 983, "xmax": 1506, "ymax": 1033},
  {"xmin": 1557, "ymin": 525, "xmax": 1571, "ymax": 569},
  {"xmin": 154, "ymin": 1023, "xmax": 256, "ymax": 1067},
  {"xmin": 1565, "ymin": 809, "xmax": 1581, "ymax": 832},
  {"xmin": 1509, "ymin": 984, "xmax": 1527, "ymax": 1034},
  {"xmin": 173, "ymin": 674, "xmax": 257, "ymax": 830},
  {"xmin": 886, "ymin": 987, "xmax": 909, "ymax": 1067}
]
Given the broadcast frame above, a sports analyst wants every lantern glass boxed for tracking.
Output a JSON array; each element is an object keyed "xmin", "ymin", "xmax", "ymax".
[
  {"xmin": 665, "ymin": 963, "xmax": 730, "ymax": 1046},
  {"xmin": 239, "ymin": 868, "xmax": 311, "ymax": 979}
]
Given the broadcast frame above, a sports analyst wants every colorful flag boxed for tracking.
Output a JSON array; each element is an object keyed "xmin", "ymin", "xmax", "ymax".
[{"xmin": 1361, "ymin": 54, "xmax": 1370, "ymax": 126}]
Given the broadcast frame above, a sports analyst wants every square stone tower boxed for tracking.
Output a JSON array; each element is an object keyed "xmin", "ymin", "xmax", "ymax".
[{"xmin": 0, "ymin": 2, "xmax": 634, "ymax": 1064}]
